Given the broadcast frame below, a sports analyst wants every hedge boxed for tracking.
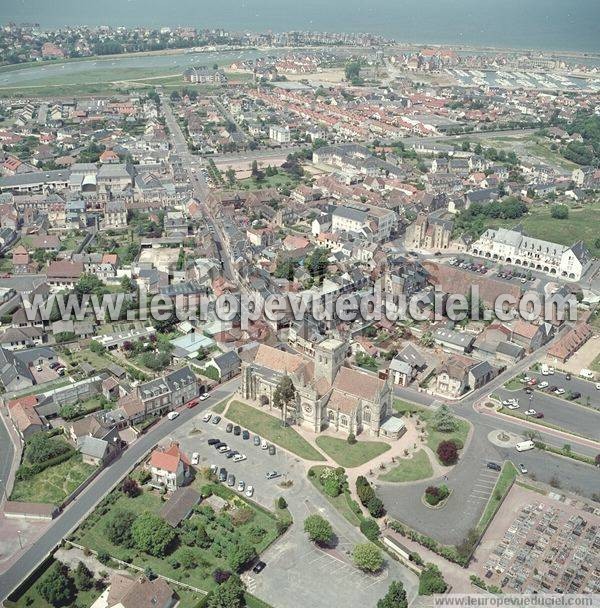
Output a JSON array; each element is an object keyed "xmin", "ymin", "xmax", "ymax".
[{"xmin": 15, "ymin": 448, "xmax": 76, "ymax": 481}]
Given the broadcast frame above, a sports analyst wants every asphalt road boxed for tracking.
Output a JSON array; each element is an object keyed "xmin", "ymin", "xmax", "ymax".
[
  {"xmin": 0, "ymin": 381, "xmax": 237, "ymax": 602},
  {"xmin": 0, "ymin": 412, "xmax": 15, "ymax": 505}
]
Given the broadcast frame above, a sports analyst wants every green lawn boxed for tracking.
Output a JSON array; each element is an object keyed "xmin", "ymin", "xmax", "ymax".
[
  {"xmin": 307, "ymin": 466, "xmax": 361, "ymax": 526},
  {"xmin": 211, "ymin": 399, "xmax": 228, "ymax": 415},
  {"xmin": 476, "ymin": 461, "xmax": 518, "ymax": 533},
  {"xmin": 378, "ymin": 450, "xmax": 434, "ymax": 483},
  {"xmin": 225, "ymin": 401, "xmax": 325, "ymax": 461},
  {"xmin": 315, "ymin": 436, "xmax": 390, "ymax": 467},
  {"xmin": 11, "ymin": 455, "xmax": 96, "ymax": 505},
  {"xmin": 74, "ymin": 481, "xmax": 282, "ymax": 594},
  {"xmin": 233, "ymin": 171, "xmax": 300, "ymax": 192},
  {"xmin": 485, "ymin": 202, "xmax": 600, "ymax": 258},
  {"xmin": 392, "ymin": 399, "xmax": 471, "ymax": 463},
  {"xmin": 4, "ymin": 559, "xmax": 102, "ymax": 608},
  {"xmin": 504, "ymin": 375, "xmax": 525, "ymax": 390}
]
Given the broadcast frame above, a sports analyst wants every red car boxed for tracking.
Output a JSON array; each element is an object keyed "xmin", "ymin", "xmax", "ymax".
[
  {"xmin": 186, "ymin": 399, "xmax": 199, "ymax": 409},
  {"xmin": 535, "ymin": 412, "xmax": 544, "ymax": 419},
  {"xmin": 528, "ymin": 378, "xmax": 538, "ymax": 386}
]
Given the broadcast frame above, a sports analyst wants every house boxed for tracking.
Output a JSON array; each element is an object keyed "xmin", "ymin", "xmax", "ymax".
[
  {"xmin": 405, "ymin": 211, "xmax": 453, "ymax": 251},
  {"xmin": 46, "ymin": 260, "xmax": 85, "ymax": 287},
  {"xmin": 79, "ymin": 435, "xmax": 118, "ymax": 466},
  {"xmin": 388, "ymin": 357, "xmax": 413, "ymax": 386},
  {"xmin": 205, "ymin": 351, "xmax": 241, "ymax": 381},
  {"xmin": 547, "ymin": 323, "xmax": 593, "ymax": 363},
  {"xmin": 0, "ymin": 326, "xmax": 44, "ymax": 350},
  {"xmin": 149, "ymin": 442, "xmax": 191, "ymax": 491},
  {"xmin": 7, "ymin": 395, "xmax": 43, "ymax": 439},
  {"xmin": 91, "ymin": 573, "xmax": 176, "ymax": 608},
  {"xmin": 433, "ymin": 327, "xmax": 475, "ymax": 353},
  {"xmin": 159, "ymin": 486, "xmax": 202, "ymax": 527},
  {"xmin": 509, "ymin": 320, "xmax": 549, "ymax": 353}
]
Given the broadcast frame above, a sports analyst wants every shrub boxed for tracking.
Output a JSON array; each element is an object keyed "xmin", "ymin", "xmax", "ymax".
[
  {"xmin": 419, "ymin": 564, "xmax": 448, "ymax": 595},
  {"xmin": 437, "ymin": 440, "xmax": 459, "ymax": 465},
  {"xmin": 367, "ymin": 496, "xmax": 385, "ymax": 518},
  {"xmin": 360, "ymin": 518, "xmax": 380, "ymax": 542},
  {"xmin": 347, "ymin": 432, "xmax": 357, "ymax": 445},
  {"xmin": 304, "ymin": 514, "xmax": 334, "ymax": 545},
  {"xmin": 353, "ymin": 543, "xmax": 384, "ymax": 572},
  {"xmin": 277, "ymin": 496, "xmax": 288, "ymax": 510}
]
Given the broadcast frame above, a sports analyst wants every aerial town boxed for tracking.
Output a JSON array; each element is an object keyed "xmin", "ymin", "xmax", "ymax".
[{"xmin": 0, "ymin": 14, "xmax": 599, "ymax": 608}]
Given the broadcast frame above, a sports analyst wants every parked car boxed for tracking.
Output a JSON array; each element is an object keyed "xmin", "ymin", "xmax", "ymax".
[
  {"xmin": 245, "ymin": 485, "xmax": 254, "ymax": 497},
  {"xmin": 49, "ymin": 362, "xmax": 61, "ymax": 370},
  {"xmin": 212, "ymin": 415, "xmax": 221, "ymax": 424},
  {"xmin": 237, "ymin": 480, "xmax": 245, "ymax": 492},
  {"xmin": 218, "ymin": 468, "xmax": 227, "ymax": 482},
  {"xmin": 266, "ymin": 471, "xmax": 280, "ymax": 480},
  {"xmin": 268, "ymin": 445, "xmax": 276, "ymax": 456},
  {"xmin": 535, "ymin": 412, "xmax": 545, "ymax": 419},
  {"xmin": 202, "ymin": 413, "xmax": 212, "ymax": 422},
  {"xmin": 538, "ymin": 381, "xmax": 548, "ymax": 389},
  {"xmin": 227, "ymin": 474, "xmax": 236, "ymax": 487},
  {"xmin": 554, "ymin": 387, "xmax": 565, "ymax": 395},
  {"xmin": 226, "ymin": 423, "xmax": 233, "ymax": 433},
  {"xmin": 518, "ymin": 463, "xmax": 528, "ymax": 474},
  {"xmin": 565, "ymin": 373, "xmax": 571, "ymax": 381},
  {"xmin": 233, "ymin": 454, "xmax": 247, "ymax": 463},
  {"xmin": 253, "ymin": 561, "xmax": 266, "ymax": 574},
  {"xmin": 261, "ymin": 440, "xmax": 269, "ymax": 450},
  {"xmin": 167, "ymin": 411, "xmax": 179, "ymax": 420},
  {"xmin": 207, "ymin": 438, "xmax": 220, "ymax": 446},
  {"xmin": 525, "ymin": 409, "xmax": 537, "ymax": 416},
  {"xmin": 210, "ymin": 464, "xmax": 218, "ymax": 475},
  {"xmin": 568, "ymin": 392, "xmax": 581, "ymax": 400},
  {"xmin": 487, "ymin": 462, "xmax": 502, "ymax": 472},
  {"xmin": 191, "ymin": 452, "xmax": 200, "ymax": 465},
  {"xmin": 596, "ymin": 383, "xmax": 600, "ymax": 390},
  {"xmin": 225, "ymin": 450, "xmax": 238, "ymax": 459},
  {"xmin": 199, "ymin": 392, "xmax": 210, "ymax": 401},
  {"xmin": 218, "ymin": 445, "xmax": 230, "ymax": 453},
  {"xmin": 253, "ymin": 435, "xmax": 261, "ymax": 446},
  {"xmin": 242, "ymin": 430, "xmax": 250, "ymax": 440},
  {"xmin": 524, "ymin": 387, "xmax": 533, "ymax": 395},
  {"xmin": 233, "ymin": 425, "xmax": 241, "ymax": 436},
  {"xmin": 507, "ymin": 403, "xmax": 520, "ymax": 410}
]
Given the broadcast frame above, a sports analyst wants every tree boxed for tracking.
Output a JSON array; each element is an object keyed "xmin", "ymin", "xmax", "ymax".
[
  {"xmin": 273, "ymin": 374, "xmax": 296, "ymax": 427},
  {"xmin": 121, "ymin": 476, "xmax": 140, "ymax": 498},
  {"xmin": 432, "ymin": 404, "xmax": 458, "ymax": 433},
  {"xmin": 227, "ymin": 542, "xmax": 257, "ymax": 572},
  {"xmin": 75, "ymin": 273, "xmax": 107, "ymax": 297},
  {"xmin": 437, "ymin": 440, "xmax": 459, "ymax": 465},
  {"xmin": 131, "ymin": 512, "xmax": 177, "ymax": 557},
  {"xmin": 277, "ymin": 496, "xmax": 288, "ymax": 510},
  {"xmin": 36, "ymin": 562, "xmax": 74, "ymax": 607},
  {"xmin": 551, "ymin": 204, "xmax": 569, "ymax": 219},
  {"xmin": 367, "ymin": 496, "xmax": 385, "ymax": 518},
  {"xmin": 304, "ymin": 514, "xmax": 334, "ymax": 545},
  {"xmin": 207, "ymin": 575, "xmax": 246, "ymax": 608},
  {"xmin": 356, "ymin": 476, "xmax": 375, "ymax": 506},
  {"xmin": 377, "ymin": 581, "xmax": 408, "ymax": 608},
  {"xmin": 120, "ymin": 275, "xmax": 134, "ymax": 292},
  {"xmin": 418, "ymin": 563, "xmax": 448, "ymax": 595},
  {"xmin": 105, "ymin": 508, "xmax": 137, "ymax": 548},
  {"xmin": 419, "ymin": 332, "xmax": 434, "ymax": 348},
  {"xmin": 89, "ymin": 340, "xmax": 106, "ymax": 355},
  {"xmin": 352, "ymin": 543, "xmax": 384, "ymax": 572},
  {"xmin": 73, "ymin": 561, "xmax": 94, "ymax": 591},
  {"xmin": 179, "ymin": 548, "xmax": 197, "ymax": 570},
  {"xmin": 225, "ymin": 167, "xmax": 236, "ymax": 186},
  {"xmin": 360, "ymin": 518, "xmax": 380, "ymax": 542}
]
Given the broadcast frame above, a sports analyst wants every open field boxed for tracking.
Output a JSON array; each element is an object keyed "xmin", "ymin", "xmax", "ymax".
[
  {"xmin": 486, "ymin": 202, "xmax": 600, "ymax": 257},
  {"xmin": 225, "ymin": 401, "xmax": 325, "ymax": 461},
  {"xmin": 315, "ymin": 436, "xmax": 390, "ymax": 467},
  {"xmin": 10, "ymin": 455, "xmax": 96, "ymax": 505},
  {"xmin": 378, "ymin": 449, "xmax": 434, "ymax": 483}
]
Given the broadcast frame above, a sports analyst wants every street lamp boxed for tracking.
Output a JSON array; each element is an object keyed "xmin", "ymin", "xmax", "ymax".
[{"xmin": 16, "ymin": 530, "xmax": 23, "ymax": 550}]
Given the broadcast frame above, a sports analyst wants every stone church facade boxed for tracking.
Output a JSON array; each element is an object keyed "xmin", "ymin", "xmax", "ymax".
[{"xmin": 239, "ymin": 338, "xmax": 393, "ymax": 437}]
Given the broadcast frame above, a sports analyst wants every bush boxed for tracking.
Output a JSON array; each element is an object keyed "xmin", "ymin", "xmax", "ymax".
[
  {"xmin": 551, "ymin": 204, "xmax": 569, "ymax": 219},
  {"xmin": 347, "ymin": 432, "xmax": 357, "ymax": 445},
  {"xmin": 419, "ymin": 564, "xmax": 448, "ymax": 595},
  {"xmin": 304, "ymin": 514, "xmax": 334, "ymax": 545},
  {"xmin": 353, "ymin": 543, "xmax": 384, "ymax": 572},
  {"xmin": 367, "ymin": 496, "xmax": 385, "ymax": 518},
  {"xmin": 277, "ymin": 496, "xmax": 287, "ymax": 510},
  {"xmin": 360, "ymin": 518, "xmax": 380, "ymax": 542},
  {"xmin": 437, "ymin": 440, "xmax": 459, "ymax": 465},
  {"xmin": 131, "ymin": 512, "xmax": 177, "ymax": 557}
]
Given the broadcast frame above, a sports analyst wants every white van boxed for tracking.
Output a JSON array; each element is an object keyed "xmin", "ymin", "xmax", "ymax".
[
  {"xmin": 167, "ymin": 411, "xmax": 180, "ymax": 420},
  {"xmin": 515, "ymin": 440, "xmax": 535, "ymax": 452},
  {"xmin": 580, "ymin": 369, "xmax": 594, "ymax": 380},
  {"xmin": 541, "ymin": 364, "xmax": 549, "ymax": 376}
]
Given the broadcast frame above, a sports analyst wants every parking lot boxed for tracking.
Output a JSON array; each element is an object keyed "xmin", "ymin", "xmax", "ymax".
[
  {"xmin": 169, "ymin": 412, "xmax": 298, "ymax": 511},
  {"xmin": 167, "ymin": 408, "xmax": 419, "ymax": 608},
  {"xmin": 499, "ymin": 371, "xmax": 600, "ymax": 441}
]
